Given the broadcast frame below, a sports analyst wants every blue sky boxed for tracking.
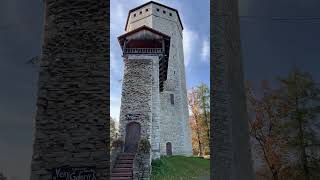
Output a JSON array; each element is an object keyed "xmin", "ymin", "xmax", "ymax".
[{"xmin": 110, "ymin": 0, "xmax": 210, "ymax": 122}]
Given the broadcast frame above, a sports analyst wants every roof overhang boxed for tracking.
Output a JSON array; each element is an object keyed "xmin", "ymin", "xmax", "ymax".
[
  {"xmin": 118, "ymin": 26, "xmax": 171, "ymax": 92},
  {"xmin": 118, "ymin": 25, "xmax": 170, "ymax": 48}
]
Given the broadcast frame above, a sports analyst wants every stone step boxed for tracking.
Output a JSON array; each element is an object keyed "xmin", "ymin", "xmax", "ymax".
[
  {"xmin": 114, "ymin": 163, "xmax": 133, "ymax": 168},
  {"xmin": 120, "ymin": 153, "xmax": 135, "ymax": 155},
  {"xmin": 110, "ymin": 177, "xmax": 132, "ymax": 180},
  {"xmin": 110, "ymin": 153, "xmax": 135, "ymax": 180},
  {"xmin": 111, "ymin": 172, "xmax": 132, "ymax": 177},
  {"xmin": 117, "ymin": 156, "xmax": 135, "ymax": 160},
  {"xmin": 112, "ymin": 168, "xmax": 133, "ymax": 173},
  {"xmin": 117, "ymin": 159, "xmax": 134, "ymax": 164},
  {"xmin": 118, "ymin": 153, "xmax": 135, "ymax": 157}
]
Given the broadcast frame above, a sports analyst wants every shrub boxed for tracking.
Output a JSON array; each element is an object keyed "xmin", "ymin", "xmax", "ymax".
[
  {"xmin": 138, "ymin": 138, "xmax": 151, "ymax": 154},
  {"xmin": 112, "ymin": 139, "xmax": 124, "ymax": 148}
]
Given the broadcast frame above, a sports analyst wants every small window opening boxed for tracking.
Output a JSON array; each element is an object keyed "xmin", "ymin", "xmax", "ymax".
[
  {"xmin": 169, "ymin": 13, "xmax": 172, "ymax": 16},
  {"xmin": 163, "ymin": 10, "xmax": 166, "ymax": 14},
  {"xmin": 133, "ymin": 13, "xmax": 136, "ymax": 17},
  {"xmin": 170, "ymin": 94, "xmax": 174, "ymax": 105},
  {"xmin": 146, "ymin": 9, "xmax": 149, "ymax": 12},
  {"xmin": 139, "ymin": 11, "xmax": 142, "ymax": 14},
  {"xmin": 157, "ymin": 8, "xmax": 160, "ymax": 12}
]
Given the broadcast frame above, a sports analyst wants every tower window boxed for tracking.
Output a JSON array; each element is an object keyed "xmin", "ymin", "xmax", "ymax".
[
  {"xmin": 139, "ymin": 11, "xmax": 142, "ymax": 14},
  {"xmin": 133, "ymin": 13, "xmax": 136, "ymax": 17},
  {"xmin": 146, "ymin": 8, "xmax": 149, "ymax": 12},
  {"xmin": 163, "ymin": 10, "xmax": 166, "ymax": 14},
  {"xmin": 157, "ymin": 8, "xmax": 160, "ymax": 12},
  {"xmin": 170, "ymin": 94, "xmax": 174, "ymax": 105},
  {"xmin": 169, "ymin": 13, "xmax": 172, "ymax": 16}
]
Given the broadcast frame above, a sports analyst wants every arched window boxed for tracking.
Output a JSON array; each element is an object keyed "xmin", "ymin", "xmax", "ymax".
[{"xmin": 166, "ymin": 142, "xmax": 172, "ymax": 155}]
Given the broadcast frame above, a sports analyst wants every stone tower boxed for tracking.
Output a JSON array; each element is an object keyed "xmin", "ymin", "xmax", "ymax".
[
  {"xmin": 118, "ymin": 1, "xmax": 192, "ymax": 159},
  {"xmin": 212, "ymin": 0, "xmax": 254, "ymax": 179},
  {"xmin": 30, "ymin": 1, "xmax": 109, "ymax": 179}
]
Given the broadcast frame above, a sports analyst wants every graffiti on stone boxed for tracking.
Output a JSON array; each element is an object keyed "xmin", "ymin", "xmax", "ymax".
[
  {"xmin": 125, "ymin": 113, "xmax": 142, "ymax": 121},
  {"xmin": 52, "ymin": 166, "xmax": 96, "ymax": 180}
]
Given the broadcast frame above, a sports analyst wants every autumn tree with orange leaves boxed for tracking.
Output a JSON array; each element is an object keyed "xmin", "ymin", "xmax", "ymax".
[
  {"xmin": 188, "ymin": 83, "xmax": 210, "ymax": 157},
  {"xmin": 247, "ymin": 80, "xmax": 288, "ymax": 180},
  {"xmin": 247, "ymin": 67, "xmax": 320, "ymax": 180}
]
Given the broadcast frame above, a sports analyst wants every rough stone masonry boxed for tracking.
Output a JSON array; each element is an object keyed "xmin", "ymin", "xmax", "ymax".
[
  {"xmin": 212, "ymin": 0, "xmax": 254, "ymax": 179},
  {"xmin": 30, "ymin": 0, "xmax": 109, "ymax": 179}
]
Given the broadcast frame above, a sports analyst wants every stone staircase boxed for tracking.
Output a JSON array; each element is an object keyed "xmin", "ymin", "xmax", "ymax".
[{"xmin": 111, "ymin": 153, "xmax": 135, "ymax": 180}]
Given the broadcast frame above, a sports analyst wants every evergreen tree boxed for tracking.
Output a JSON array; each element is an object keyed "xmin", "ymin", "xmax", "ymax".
[{"xmin": 279, "ymin": 68, "xmax": 320, "ymax": 180}]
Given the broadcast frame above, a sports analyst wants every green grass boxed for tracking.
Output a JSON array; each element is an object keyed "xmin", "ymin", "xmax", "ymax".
[{"xmin": 150, "ymin": 155, "xmax": 210, "ymax": 180}]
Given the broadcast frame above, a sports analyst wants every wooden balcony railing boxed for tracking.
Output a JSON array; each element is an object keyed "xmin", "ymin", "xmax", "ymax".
[{"xmin": 124, "ymin": 48, "xmax": 163, "ymax": 54}]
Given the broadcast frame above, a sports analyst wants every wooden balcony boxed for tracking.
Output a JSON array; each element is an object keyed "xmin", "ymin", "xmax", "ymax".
[{"xmin": 124, "ymin": 48, "xmax": 163, "ymax": 54}]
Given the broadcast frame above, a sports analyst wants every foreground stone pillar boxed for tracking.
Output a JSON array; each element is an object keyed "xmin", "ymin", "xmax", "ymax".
[
  {"xmin": 212, "ymin": 0, "xmax": 254, "ymax": 179},
  {"xmin": 30, "ymin": 0, "xmax": 109, "ymax": 179}
]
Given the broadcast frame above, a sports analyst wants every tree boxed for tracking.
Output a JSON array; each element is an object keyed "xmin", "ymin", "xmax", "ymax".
[
  {"xmin": 198, "ymin": 83, "xmax": 210, "ymax": 151},
  {"xmin": 189, "ymin": 88, "xmax": 204, "ymax": 156},
  {"xmin": 278, "ymin": 68, "xmax": 320, "ymax": 180},
  {"xmin": 188, "ymin": 83, "xmax": 210, "ymax": 156},
  {"xmin": 110, "ymin": 116, "xmax": 118, "ymax": 147},
  {"xmin": 246, "ymin": 80, "xmax": 288, "ymax": 180},
  {"xmin": 247, "ymin": 68, "xmax": 320, "ymax": 180}
]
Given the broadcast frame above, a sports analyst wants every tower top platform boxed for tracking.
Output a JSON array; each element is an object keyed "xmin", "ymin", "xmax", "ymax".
[{"xmin": 124, "ymin": 1, "xmax": 184, "ymax": 31}]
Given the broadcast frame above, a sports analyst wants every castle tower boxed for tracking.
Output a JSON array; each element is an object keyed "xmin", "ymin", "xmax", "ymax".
[
  {"xmin": 118, "ymin": 1, "xmax": 192, "ymax": 159},
  {"xmin": 30, "ymin": 1, "xmax": 109, "ymax": 179}
]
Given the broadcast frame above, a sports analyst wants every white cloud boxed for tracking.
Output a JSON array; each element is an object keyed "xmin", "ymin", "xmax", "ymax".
[
  {"xmin": 183, "ymin": 28, "xmax": 199, "ymax": 66},
  {"xmin": 200, "ymin": 38, "xmax": 210, "ymax": 62}
]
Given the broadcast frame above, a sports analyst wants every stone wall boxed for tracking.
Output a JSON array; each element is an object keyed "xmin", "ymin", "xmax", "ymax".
[
  {"xmin": 119, "ymin": 55, "xmax": 161, "ymax": 160},
  {"xmin": 30, "ymin": 0, "xmax": 110, "ymax": 179},
  {"xmin": 211, "ymin": 0, "xmax": 254, "ymax": 179},
  {"xmin": 150, "ymin": 56, "xmax": 161, "ymax": 159},
  {"xmin": 133, "ymin": 153, "xmax": 152, "ymax": 180},
  {"xmin": 152, "ymin": 8, "xmax": 192, "ymax": 156},
  {"xmin": 119, "ymin": 57, "xmax": 153, "ymax": 143}
]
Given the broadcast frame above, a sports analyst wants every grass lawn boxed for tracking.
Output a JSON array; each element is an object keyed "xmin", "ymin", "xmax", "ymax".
[{"xmin": 150, "ymin": 155, "xmax": 210, "ymax": 180}]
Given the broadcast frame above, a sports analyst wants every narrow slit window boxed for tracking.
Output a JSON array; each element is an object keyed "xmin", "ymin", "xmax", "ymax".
[
  {"xmin": 170, "ymin": 94, "xmax": 174, "ymax": 105},
  {"xmin": 133, "ymin": 13, "xmax": 136, "ymax": 17},
  {"xmin": 140, "ymin": 11, "xmax": 142, "ymax": 14}
]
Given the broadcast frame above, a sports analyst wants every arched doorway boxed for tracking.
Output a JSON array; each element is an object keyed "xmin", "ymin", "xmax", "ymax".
[
  {"xmin": 166, "ymin": 142, "xmax": 172, "ymax": 155},
  {"xmin": 124, "ymin": 122, "xmax": 141, "ymax": 153}
]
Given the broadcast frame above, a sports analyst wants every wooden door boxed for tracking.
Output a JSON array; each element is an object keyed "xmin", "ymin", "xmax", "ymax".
[
  {"xmin": 124, "ymin": 122, "xmax": 141, "ymax": 153},
  {"xmin": 166, "ymin": 142, "xmax": 172, "ymax": 155}
]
